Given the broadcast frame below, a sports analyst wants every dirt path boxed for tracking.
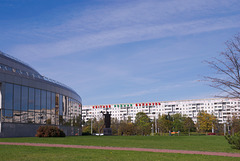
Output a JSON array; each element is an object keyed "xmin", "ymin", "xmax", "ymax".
[{"xmin": 0, "ymin": 142, "xmax": 240, "ymax": 158}]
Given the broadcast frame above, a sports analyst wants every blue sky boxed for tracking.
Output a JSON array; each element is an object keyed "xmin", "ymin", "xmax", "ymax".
[{"xmin": 0, "ymin": 0, "xmax": 240, "ymax": 105}]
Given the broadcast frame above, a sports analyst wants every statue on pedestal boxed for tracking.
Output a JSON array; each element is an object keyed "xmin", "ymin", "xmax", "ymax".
[{"xmin": 101, "ymin": 111, "xmax": 112, "ymax": 135}]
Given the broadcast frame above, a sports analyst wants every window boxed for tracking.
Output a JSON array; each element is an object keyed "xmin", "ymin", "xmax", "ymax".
[
  {"xmin": 51, "ymin": 92, "xmax": 55, "ymax": 115},
  {"xmin": 46, "ymin": 91, "xmax": 51, "ymax": 113},
  {"xmin": 59, "ymin": 95, "xmax": 63, "ymax": 115},
  {"xmin": 4, "ymin": 83, "xmax": 13, "ymax": 110},
  {"xmin": 21, "ymin": 86, "xmax": 28, "ymax": 123},
  {"xmin": 55, "ymin": 94, "xmax": 59, "ymax": 125},
  {"xmin": 35, "ymin": 89, "xmax": 41, "ymax": 124},
  {"xmin": 35, "ymin": 89, "xmax": 40, "ymax": 111},
  {"xmin": 28, "ymin": 87, "xmax": 35, "ymax": 123},
  {"xmin": 13, "ymin": 85, "xmax": 21, "ymax": 122},
  {"xmin": 41, "ymin": 90, "xmax": 46, "ymax": 113},
  {"xmin": 4, "ymin": 110, "xmax": 13, "ymax": 122},
  {"xmin": 40, "ymin": 90, "xmax": 49, "ymax": 124},
  {"xmin": 21, "ymin": 86, "xmax": 28, "ymax": 112}
]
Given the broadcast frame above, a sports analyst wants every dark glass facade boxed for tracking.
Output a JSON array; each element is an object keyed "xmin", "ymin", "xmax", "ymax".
[
  {"xmin": 2, "ymin": 82, "xmax": 81, "ymax": 125},
  {"xmin": 0, "ymin": 51, "xmax": 82, "ymax": 137}
]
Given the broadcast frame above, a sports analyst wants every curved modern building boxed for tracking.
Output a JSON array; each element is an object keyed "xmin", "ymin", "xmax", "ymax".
[{"xmin": 0, "ymin": 51, "xmax": 82, "ymax": 137}]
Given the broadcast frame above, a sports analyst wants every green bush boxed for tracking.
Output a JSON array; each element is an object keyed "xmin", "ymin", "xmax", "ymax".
[
  {"xmin": 224, "ymin": 133, "xmax": 240, "ymax": 150},
  {"xmin": 36, "ymin": 126, "xmax": 66, "ymax": 137}
]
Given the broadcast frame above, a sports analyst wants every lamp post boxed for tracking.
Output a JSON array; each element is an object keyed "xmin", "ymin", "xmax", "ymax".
[
  {"xmin": 151, "ymin": 123, "xmax": 154, "ymax": 135},
  {"xmin": 91, "ymin": 118, "xmax": 92, "ymax": 135}
]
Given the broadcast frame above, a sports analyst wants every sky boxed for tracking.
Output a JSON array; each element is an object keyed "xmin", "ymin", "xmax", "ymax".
[{"xmin": 0, "ymin": 0, "xmax": 240, "ymax": 105}]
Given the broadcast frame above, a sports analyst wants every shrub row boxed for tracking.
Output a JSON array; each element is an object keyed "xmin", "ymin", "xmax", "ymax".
[
  {"xmin": 36, "ymin": 126, "xmax": 66, "ymax": 137},
  {"xmin": 208, "ymin": 133, "xmax": 216, "ymax": 135}
]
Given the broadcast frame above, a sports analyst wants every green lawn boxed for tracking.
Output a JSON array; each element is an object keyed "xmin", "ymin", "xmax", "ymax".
[
  {"xmin": 0, "ymin": 145, "xmax": 238, "ymax": 161},
  {"xmin": 0, "ymin": 135, "xmax": 239, "ymax": 153}
]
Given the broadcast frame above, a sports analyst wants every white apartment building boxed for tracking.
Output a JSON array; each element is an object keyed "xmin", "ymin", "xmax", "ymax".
[{"xmin": 82, "ymin": 98, "xmax": 240, "ymax": 124}]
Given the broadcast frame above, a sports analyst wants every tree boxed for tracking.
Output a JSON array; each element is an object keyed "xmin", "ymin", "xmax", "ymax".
[
  {"xmin": 230, "ymin": 116, "xmax": 240, "ymax": 135},
  {"xmin": 118, "ymin": 120, "xmax": 127, "ymax": 135},
  {"xmin": 135, "ymin": 112, "xmax": 151, "ymax": 135},
  {"xmin": 183, "ymin": 117, "xmax": 195, "ymax": 136},
  {"xmin": 82, "ymin": 119, "xmax": 92, "ymax": 135},
  {"xmin": 205, "ymin": 34, "xmax": 240, "ymax": 98},
  {"xmin": 158, "ymin": 114, "xmax": 172, "ymax": 135},
  {"xmin": 117, "ymin": 120, "xmax": 135, "ymax": 136},
  {"xmin": 95, "ymin": 118, "xmax": 104, "ymax": 134},
  {"xmin": 172, "ymin": 113, "xmax": 184, "ymax": 132},
  {"xmin": 127, "ymin": 116, "xmax": 132, "ymax": 123},
  {"xmin": 197, "ymin": 111, "xmax": 217, "ymax": 135},
  {"xmin": 111, "ymin": 118, "xmax": 120, "ymax": 135},
  {"xmin": 125, "ymin": 122, "xmax": 135, "ymax": 135},
  {"xmin": 86, "ymin": 117, "xmax": 104, "ymax": 134}
]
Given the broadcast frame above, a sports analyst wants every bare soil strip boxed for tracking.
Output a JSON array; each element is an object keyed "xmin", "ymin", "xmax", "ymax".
[{"xmin": 0, "ymin": 142, "xmax": 240, "ymax": 158}]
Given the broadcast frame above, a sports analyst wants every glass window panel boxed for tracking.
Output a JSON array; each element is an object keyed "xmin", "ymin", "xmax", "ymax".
[
  {"xmin": 4, "ymin": 83, "xmax": 13, "ymax": 110},
  {"xmin": 21, "ymin": 86, "xmax": 28, "ymax": 112},
  {"xmin": 63, "ymin": 96, "xmax": 68, "ymax": 116},
  {"xmin": 51, "ymin": 113, "xmax": 55, "ymax": 125},
  {"xmin": 35, "ymin": 112, "xmax": 41, "ymax": 124},
  {"xmin": 46, "ymin": 113, "xmax": 51, "ymax": 125},
  {"xmin": 28, "ymin": 88, "xmax": 34, "ymax": 111},
  {"xmin": 35, "ymin": 89, "xmax": 40, "ymax": 112},
  {"xmin": 3, "ymin": 109, "xmax": 13, "ymax": 122},
  {"xmin": 55, "ymin": 94, "xmax": 59, "ymax": 114},
  {"xmin": 59, "ymin": 95, "xmax": 63, "ymax": 125},
  {"xmin": 47, "ymin": 91, "xmax": 51, "ymax": 113},
  {"xmin": 59, "ymin": 95, "xmax": 63, "ymax": 115},
  {"xmin": 55, "ymin": 94, "xmax": 59, "ymax": 125},
  {"xmin": 79, "ymin": 103, "xmax": 82, "ymax": 113},
  {"xmin": 21, "ymin": 112, "xmax": 28, "ymax": 123},
  {"xmin": 27, "ymin": 111, "xmax": 35, "ymax": 123},
  {"xmin": 41, "ymin": 90, "xmax": 46, "ymax": 113},
  {"xmin": 51, "ymin": 92, "xmax": 55, "ymax": 124},
  {"xmin": 13, "ymin": 85, "xmax": 21, "ymax": 111},
  {"xmin": 42, "ymin": 112, "xmax": 47, "ymax": 124},
  {"xmin": 68, "ymin": 98, "xmax": 72, "ymax": 116},
  {"xmin": 55, "ymin": 115, "xmax": 59, "ymax": 125},
  {"xmin": 59, "ymin": 115, "xmax": 63, "ymax": 125},
  {"xmin": 13, "ymin": 113, "xmax": 21, "ymax": 123},
  {"xmin": 51, "ymin": 92, "xmax": 55, "ymax": 115},
  {"xmin": 28, "ymin": 88, "xmax": 34, "ymax": 123},
  {"xmin": 63, "ymin": 115, "xmax": 67, "ymax": 125},
  {"xmin": 13, "ymin": 85, "xmax": 21, "ymax": 123}
]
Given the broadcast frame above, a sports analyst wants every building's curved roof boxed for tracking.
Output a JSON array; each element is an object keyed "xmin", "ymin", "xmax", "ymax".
[
  {"xmin": 0, "ymin": 51, "xmax": 81, "ymax": 101},
  {"xmin": 0, "ymin": 51, "xmax": 40, "ymax": 75}
]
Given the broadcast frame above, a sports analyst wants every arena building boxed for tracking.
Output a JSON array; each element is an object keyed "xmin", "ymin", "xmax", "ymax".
[
  {"xmin": 82, "ymin": 98, "xmax": 240, "ymax": 124},
  {"xmin": 0, "ymin": 51, "xmax": 82, "ymax": 137}
]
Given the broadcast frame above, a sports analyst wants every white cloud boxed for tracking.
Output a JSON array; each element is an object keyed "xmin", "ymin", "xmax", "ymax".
[
  {"xmin": 11, "ymin": 14, "xmax": 240, "ymax": 61},
  {"xmin": 7, "ymin": 0, "xmax": 240, "ymax": 60},
  {"xmin": 2, "ymin": 0, "xmax": 240, "ymax": 105}
]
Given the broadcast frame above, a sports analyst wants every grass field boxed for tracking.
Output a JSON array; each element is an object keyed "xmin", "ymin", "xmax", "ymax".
[
  {"xmin": 0, "ymin": 135, "xmax": 239, "ymax": 153},
  {"xmin": 0, "ymin": 145, "xmax": 239, "ymax": 161},
  {"xmin": 0, "ymin": 135, "xmax": 239, "ymax": 161}
]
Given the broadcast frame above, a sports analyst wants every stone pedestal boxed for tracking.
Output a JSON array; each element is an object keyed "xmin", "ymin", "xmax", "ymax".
[{"xmin": 103, "ymin": 128, "xmax": 112, "ymax": 135}]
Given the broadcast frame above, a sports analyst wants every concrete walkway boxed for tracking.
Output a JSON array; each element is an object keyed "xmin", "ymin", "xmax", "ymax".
[{"xmin": 0, "ymin": 142, "xmax": 240, "ymax": 158}]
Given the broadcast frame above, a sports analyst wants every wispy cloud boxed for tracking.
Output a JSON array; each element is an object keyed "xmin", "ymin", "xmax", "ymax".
[
  {"xmin": 2, "ymin": 0, "xmax": 240, "ymax": 105},
  {"xmin": 120, "ymin": 79, "xmax": 199, "ymax": 98},
  {"xmin": 8, "ymin": 0, "xmax": 240, "ymax": 60},
  {"xmin": 11, "ymin": 15, "xmax": 240, "ymax": 60}
]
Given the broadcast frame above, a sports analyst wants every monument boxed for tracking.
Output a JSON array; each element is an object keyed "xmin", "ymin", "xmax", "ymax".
[{"xmin": 103, "ymin": 111, "xmax": 112, "ymax": 135}]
